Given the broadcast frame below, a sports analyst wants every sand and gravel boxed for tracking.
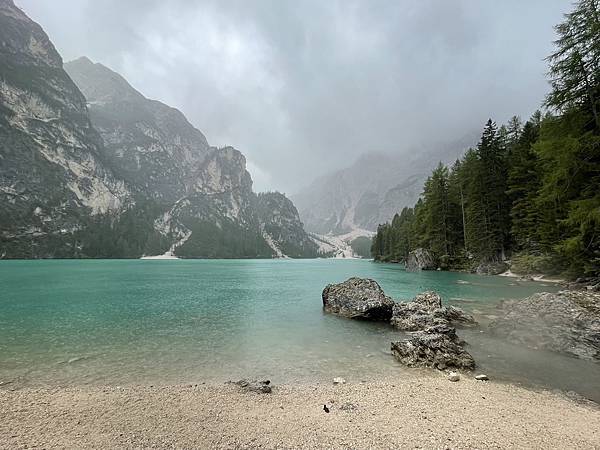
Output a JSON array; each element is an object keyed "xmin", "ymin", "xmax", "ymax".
[{"xmin": 1, "ymin": 372, "xmax": 599, "ymax": 449}]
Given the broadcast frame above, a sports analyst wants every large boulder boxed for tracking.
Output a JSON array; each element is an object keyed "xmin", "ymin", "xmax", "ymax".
[
  {"xmin": 406, "ymin": 248, "xmax": 436, "ymax": 271},
  {"xmin": 322, "ymin": 277, "xmax": 394, "ymax": 320},
  {"xmin": 489, "ymin": 290, "xmax": 600, "ymax": 361},
  {"xmin": 390, "ymin": 291, "xmax": 476, "ymax": 331},
  {"xmin": 391, "ymin": 325, "xmax": 476, "ymax": 370}
]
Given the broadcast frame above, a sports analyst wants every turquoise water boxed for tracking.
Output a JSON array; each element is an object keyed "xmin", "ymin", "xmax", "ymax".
[{"xmin": 0, "ymin": 259, "xmax": 598, "ymax": 400}]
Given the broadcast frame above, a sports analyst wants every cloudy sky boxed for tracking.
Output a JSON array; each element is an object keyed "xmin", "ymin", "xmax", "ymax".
[{"xmin": 19, "ymin": 0, "xmax": 569, "ymax": 193}]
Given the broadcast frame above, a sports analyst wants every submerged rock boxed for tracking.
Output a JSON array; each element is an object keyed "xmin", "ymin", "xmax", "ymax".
[
  {"xmin": 322, "ymin": 277, "xmax": 394, "ymax": 320},
  {"xmin": 391, "ymin": 326, "xmax": 476, "ymax": 370},
  {"xmin": 489, "ymin": 290, "xmax": 600, "ymax": 361},
  {"xmin": 390, "ymin": 292, "xmax": 476, "ymax": 332},
  {"xmin": 406, "ymin": 248, "xmax": 436, "ymax": 271},
  {"xmin": 230, "ymin": 379, "xmax": 272, "ymax": 394}
]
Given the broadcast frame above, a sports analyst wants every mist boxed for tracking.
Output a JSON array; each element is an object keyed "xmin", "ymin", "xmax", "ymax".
[{"xmin": 17, "ymin": 0, "xmax": 569, "ymax": 193}]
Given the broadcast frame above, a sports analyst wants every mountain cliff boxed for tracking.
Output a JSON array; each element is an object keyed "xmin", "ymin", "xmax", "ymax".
[
  {"xmin": 0, "ymin": 0, "xmax": 130, "ymax": 257},
  {"xmin": 292, "ymin": 153, "xmax": 428, "ymax": 235},
  {"xmin": 0, "ymin": 1, "xmax": 317, "ymax": 259},
  {"xmin": 292, "ymin": 136, "xmax": 477, "ymax": 236}
]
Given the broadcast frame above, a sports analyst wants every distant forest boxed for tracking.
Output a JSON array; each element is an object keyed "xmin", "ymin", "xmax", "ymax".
[{"xmin": 372, "ymin": 0, "xmax": 600, "ymax": 278}]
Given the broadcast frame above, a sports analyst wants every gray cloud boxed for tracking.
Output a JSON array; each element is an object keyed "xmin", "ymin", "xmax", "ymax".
[{"xmin": 17, "ymin": 0, "xmax": 569, "ymax": 192}]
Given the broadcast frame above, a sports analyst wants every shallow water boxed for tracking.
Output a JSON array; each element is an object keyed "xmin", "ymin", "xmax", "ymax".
[{"xmin": 0, "ymin": 259, "xmax": 598, "ymax": 401}]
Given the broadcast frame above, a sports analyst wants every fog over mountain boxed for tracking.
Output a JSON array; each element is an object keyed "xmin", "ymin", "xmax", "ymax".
[{"xmin": 16, "ymin": 0, "xmax": 569, "ymax": 193}]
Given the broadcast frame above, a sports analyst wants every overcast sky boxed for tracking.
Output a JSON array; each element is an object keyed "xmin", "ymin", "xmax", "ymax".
[{"xmin": 18, "ymin": 0, "xmax": 570, "ymax": 193}]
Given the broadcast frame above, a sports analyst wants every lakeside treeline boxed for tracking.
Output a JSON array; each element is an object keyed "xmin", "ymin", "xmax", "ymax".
[{"xmin": 372, "ymin": 0, "xmax": 600, "ymax": 278}]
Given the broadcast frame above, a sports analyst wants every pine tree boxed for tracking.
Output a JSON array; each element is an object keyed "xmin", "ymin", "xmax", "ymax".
[
  {"xmin": 507, "ymin": 117, "xmax": 542, "ymax": 251},
  {"xmin": 421, "ymin": 163, "xmax": 451, "ymax": 258},
  {"xmin": 546, "ymin": 0, "xmax": 600, "ymax": 130}
]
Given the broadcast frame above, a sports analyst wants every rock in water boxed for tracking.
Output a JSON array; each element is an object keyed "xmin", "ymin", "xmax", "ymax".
[
  {"xmin": 489, "ymin": 290, "xmax": 600, "ymax": 361},
  {"xmin": 322, "ymin": 277, "xmax": 394, "ymax": 320},
  {"xmin": 390, "ymin": 291, "xmax": 476, "ymax": 331},
  {"xmin": 390, "ymin": 327, "xmax": 476, "ymax": 370},
  {"xmin": 406, "ymin": 248, "xmax": 436, "ymax": 271},
  {"xmin": 333, "ymin": 377, "xmax": 346, "ymax": 385},
  {"xmin": 475, "ymin": 374, "xmax": 489, "ymax": 381},
  {"xmin": 443, "ymin": 305, "xmax": 477, "ymax": 326},
  {"xmin": 231, "ymin": 379, "xmax": 272, "ymax": 394},
  {"xmin": 413, "ymin": 291, "xmax": 443, "ymax": 310},
  {"xmin": 447, "ymin": 372, "xmax": 460, "ymax": 382}
]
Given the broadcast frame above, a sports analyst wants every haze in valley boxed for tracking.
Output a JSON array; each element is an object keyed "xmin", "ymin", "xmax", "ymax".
[{"xmin": 17, "ymin": 0, "xmax": 569, "ymax": 193}]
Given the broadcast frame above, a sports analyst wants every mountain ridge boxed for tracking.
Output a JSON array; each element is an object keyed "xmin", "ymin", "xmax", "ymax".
[{"xmin": 0, "ymin": 1, "xmax": 317, "ymax": 259}]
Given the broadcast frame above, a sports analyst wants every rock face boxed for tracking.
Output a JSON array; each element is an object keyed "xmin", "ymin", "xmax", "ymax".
[
  {"xmin": 0, "ymin": 0, "xmax": 131, "ymax": 257},
  {"xmin": 64, "ymin": 57, "xmax": 318, "ymax": 259},
  {"xmin": 475, "ymin": 260, "xmax": 509, "ymax": 275},
  {"xmin": 391, "ymin": 292, "xmax": 476, "ymax": 331},
  {"xmin": 322, "ymin": 277, "xmax": 395, "ymax": 320},
  {"xmin": 489, "ymin": 290, "xmax": 600, "ymax": 361},
  {"xmin": 406, "ymin": 248, "xmax": 436, "ymax": 271},
  {"xmin": 391, "ymin": 325, "xmax": 476, "ymax": 370},
  {"xmin": 292, "ymin": 153, "xmax": 428, "ymax": 235},
  {"xmin": 292, "ymin": 134, "xmax": 478, "ymax": 236},
  {"xmin": 256, "ymin": 192, "xmax": 318, "ymax": 258},
  {"xmin": 0, "ymin": 3, "xmax": 317, "ymax": 259},
  {"xmin": 64, "ymin": 56, "xmax": 210, "ymax": 204}
]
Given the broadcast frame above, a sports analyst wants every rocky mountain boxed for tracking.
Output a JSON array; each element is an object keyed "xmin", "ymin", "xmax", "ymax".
[
  {"xmin": 0, "ymin": 0, "xmax": 130, "ymax": 257},
  {"xmin": 292, "ymin": 153, "xmax": 427, "ymax": 235},
  {"xmin": 292, "ymin": 137, "xmax": 477, "ymax": 236},
  {"xmin": 64, "ymin": 56, "xmax": 210, "ymax": 203},
  {"xmin": 0, "ymin": 1, "xmax": 317, "ymax": 259},
  {"xmin": 256, "ymin": 192, "xmax": 318, "ymax": 258}
]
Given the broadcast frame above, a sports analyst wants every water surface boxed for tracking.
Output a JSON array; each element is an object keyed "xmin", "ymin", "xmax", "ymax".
[{"xmin": 1, "ymin": 259, "xmax": 598, "ymax": 401}]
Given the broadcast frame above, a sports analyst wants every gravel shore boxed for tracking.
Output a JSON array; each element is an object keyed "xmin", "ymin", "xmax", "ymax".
[{"xmin": 1, "ymin": 373, "xmax": 599, "ymax": 449}]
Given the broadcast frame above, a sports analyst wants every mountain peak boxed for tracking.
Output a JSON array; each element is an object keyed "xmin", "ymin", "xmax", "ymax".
[{"xmin": 65, "ymin": 56, "xmax": 145, "ymax": 104}]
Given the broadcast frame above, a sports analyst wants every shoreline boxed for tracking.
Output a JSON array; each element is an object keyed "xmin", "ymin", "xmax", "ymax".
[
  {"xmin": 2, "ymin": 375, "xmax": 599, "ymax": 449},
  {"xmin": 498, "ymin": 269, "xmax": 566, "ymax": 284}
]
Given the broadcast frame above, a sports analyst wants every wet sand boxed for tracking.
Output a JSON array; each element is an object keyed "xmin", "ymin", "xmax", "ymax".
[{"xmin": 1, "ymin": 372, "xmax": 599, "ymax": 449}]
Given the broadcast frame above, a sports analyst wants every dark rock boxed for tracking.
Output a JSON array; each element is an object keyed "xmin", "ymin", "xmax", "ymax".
[
  {"xmin": 231, "ymin": 379, "xmax": 272, "ymax": 394},
  {"xmin": 489, "ymin": 290, "xmax": 600, "ymax": 361},
  {"xmin": 443, "ymin": 305, "xmax": 476, "ymax": 326},
  {"xmin": 406, "ymin": 248, "xmax": 436, "ymax": 271},
  {"xmin": 391, "ymin": 327, "xmax": 476, "ymax": 370},
  {"xmin": 340, "ymin": 402, "xmax": 358, "ymax": 411},
  {"xmin": 322, "ymin": 277, "xmax": 394, "ymax": 320}
]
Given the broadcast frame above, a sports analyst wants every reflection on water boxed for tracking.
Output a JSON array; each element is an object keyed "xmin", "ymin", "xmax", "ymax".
[{"xmin": 0, "ymin": 259, "xmax": 598, "ymax": 401}]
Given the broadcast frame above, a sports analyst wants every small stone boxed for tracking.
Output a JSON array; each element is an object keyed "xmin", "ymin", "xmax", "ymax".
[
  {"xmin": 333, "ymin": 377, "xmax": 346, "ymax": 385},
  {"xmin": 447, "ymin": 372, "xmax": 460, "ymax": 382},
  {"xmin": 475, "ymin": 374, "xmax": 489, "ymax": 381}
]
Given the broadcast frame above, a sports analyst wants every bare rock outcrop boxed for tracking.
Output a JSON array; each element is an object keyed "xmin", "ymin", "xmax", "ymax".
[
  {"xmin": 406, "ymin": 248, "xmax": 436, "ymax": 271},
  {"xmin": 391, "ymin": 324, "xmax": 476, "ymax": 370},
  {"xmin": 489, "ymin": 290, "xmax": 600, "ymax": 361},
  {"xmin": 322, "ymin": 277, "xmax": 394, "ymax": 320},
  {"xmin": 391, "ymin": 292, "xmax": 476, "ymax": 331}
]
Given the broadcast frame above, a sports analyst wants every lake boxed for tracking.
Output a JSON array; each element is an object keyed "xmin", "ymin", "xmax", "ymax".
[{"xmin": 1, "ymin": 259, "xmax": 598, "ymax": 401}]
